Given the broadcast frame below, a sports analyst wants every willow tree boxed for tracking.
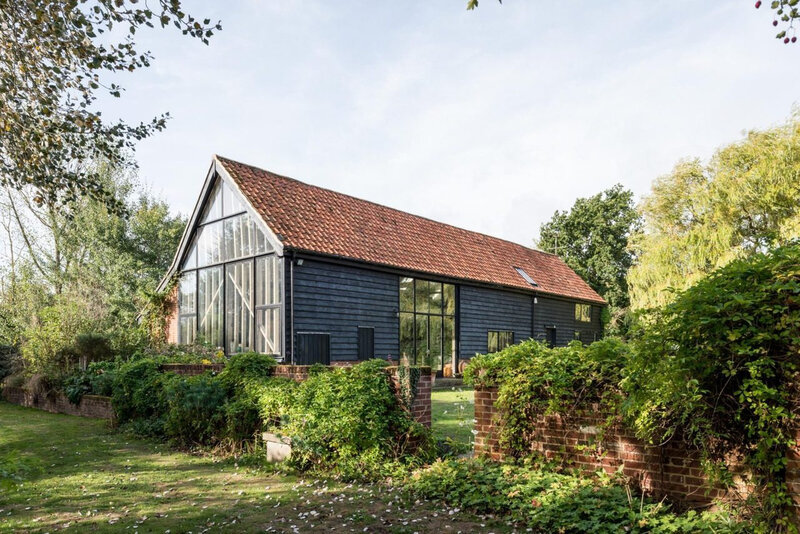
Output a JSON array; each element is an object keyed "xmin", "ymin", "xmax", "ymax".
[{"xmin": 629, "ymin": 113, "xmax": 800, "ymax": 309}]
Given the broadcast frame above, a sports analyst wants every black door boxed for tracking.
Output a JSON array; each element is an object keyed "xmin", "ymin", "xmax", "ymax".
[
  {"xmin": 546, "ymin": 327, "xmax": 557, "ymax": 348},
  {"xmin": 295, "ymin": 333, "xmax": 331, "ymax": 365},
  {"xmin": 357, "ymin": 327, "xmax": 374, "ymax": 361}
]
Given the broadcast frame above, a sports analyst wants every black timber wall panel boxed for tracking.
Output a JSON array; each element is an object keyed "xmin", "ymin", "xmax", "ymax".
[
  {"xmin": 533, "ymin": 295, "xmax": 603, "ymax": 346},
  {"xmin": 459, "ymin": 285, "xmax": 532, "ymax": 361},
  {"xmin": 290, "ymin": 258, "xmax": 399, "ymax": 362}
]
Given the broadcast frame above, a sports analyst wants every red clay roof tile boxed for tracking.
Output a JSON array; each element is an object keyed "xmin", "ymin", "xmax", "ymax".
[{"xmin": 218, "ymin": 156, "xmax": 605, "ymax": 305}]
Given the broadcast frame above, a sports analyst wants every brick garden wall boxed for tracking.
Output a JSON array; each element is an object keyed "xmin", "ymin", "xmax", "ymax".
[
  {"xmin": 164, "ymin": 362, "xmax": 433, "ymax": 428},
  {"xmin": 474, "ymin": 387, "xmax": 800, "ymax": 510},
  {"xmin": 1, "ymin": 386, "xmax": 114, "ymax": 420}
]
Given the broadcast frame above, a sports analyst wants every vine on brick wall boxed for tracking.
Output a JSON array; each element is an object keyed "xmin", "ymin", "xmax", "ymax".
[{"xmin": 396, "ymin": 364, "xmax": 421, "ymax": 411}]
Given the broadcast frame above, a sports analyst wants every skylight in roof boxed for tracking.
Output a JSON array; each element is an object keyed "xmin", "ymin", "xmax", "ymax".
[{"xmin": 514, "ymin": 266, "xmax": 538, "ymax": 287}]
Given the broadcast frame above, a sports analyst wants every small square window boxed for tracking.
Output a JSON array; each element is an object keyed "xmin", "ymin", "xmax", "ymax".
[
  {"xmin": 488, "ymin": 330, "xmax": 514, "ymax": 353},
  {"xmin": 575, "ymin": 303, "xmax": 592, "ymax": 323}
]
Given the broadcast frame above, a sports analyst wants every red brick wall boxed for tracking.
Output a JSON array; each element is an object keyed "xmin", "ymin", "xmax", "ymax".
[
  {"xmin": 164, "ymin": 286, "xmax": 179, "ymax": 345},
  {"xmin": 473, "ymin": 387, "xmax": 785, "ymax": 509},
  {"xmin": 1, "ymin": 386, "xmax": 114, "ymax": 421}
]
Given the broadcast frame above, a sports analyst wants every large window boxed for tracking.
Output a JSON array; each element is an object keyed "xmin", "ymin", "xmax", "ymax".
[
  {"xmin": 575, "ymin": 303, "xmax": 592, "ymax": 323},
  {"xmin": 177, "ymin": 177, "xmax": 282, "ymax": 355},
  {"xmin": 399, "ymin": 278, "xmax": 456, "ymax": 373}
]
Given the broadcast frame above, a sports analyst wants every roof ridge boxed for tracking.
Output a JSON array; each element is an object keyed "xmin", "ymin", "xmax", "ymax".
[{"xmin": 215, "ymin": 155, "xmax": 560, "ymax": 261}]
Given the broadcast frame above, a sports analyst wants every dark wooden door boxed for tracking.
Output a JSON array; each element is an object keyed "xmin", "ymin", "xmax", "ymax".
[{"xmin": 295, "ymin": 333, "xmax": 331, "ymax": 365}]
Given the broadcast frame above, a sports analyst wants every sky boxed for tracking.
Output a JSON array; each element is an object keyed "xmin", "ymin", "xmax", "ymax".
[{"xmin": 104, "ymin": 0, "xmax": 800, "ymax": 247}]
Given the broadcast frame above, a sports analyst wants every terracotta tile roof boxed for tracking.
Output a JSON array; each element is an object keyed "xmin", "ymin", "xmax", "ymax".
[{"xmin": 218, "ymin": 156, "xmax": 605, "ymax": 305}]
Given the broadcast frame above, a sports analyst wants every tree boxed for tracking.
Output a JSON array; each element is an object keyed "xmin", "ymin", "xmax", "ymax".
[
  {"xmin": 0, "ymin": 1, "xmax": 221, "ymax": 213},
  {"xmin": 628, "ymin": 112, "xmax": 800, "ymax": 309},
  {"xmin": 755, "ymin": 0, "xmax": 799, "ymax": 44},
  {"xmin": 535, "ymin": 184, "xmax": 642, "ymax": 314},
  {"xmin": 0, "ymin": 160, "xmax": 186, "ymax": 357}
]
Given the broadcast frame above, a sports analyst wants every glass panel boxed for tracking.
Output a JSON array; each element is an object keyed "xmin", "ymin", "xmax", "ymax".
[
  {"xmin": 443, "ymin": 317, "xmax": 455, "ymax": 375},
  {"xmin": 429, "ymin": 315, "xmax": 442, "ymax": 372},
  {"xmin": 575, "ymin": 304, "xmax": 591, "ymax": 322},
  {"xmin": 179, "ymin": 316, "xmax": 196, "ymax": 345},
  {"xmin": 226, "ymin": 260, "xmax": 254, "ymax": 354},
  {"xmin": 415, "ymin": 280, "xmax": 429, "ymax": 314},
  {"xmin": 415, "ymin": 315, "xmax": 429, "ymax": 366},
  {"xmin": 178, "ymin": 272, "xmax": 196, "ymax": 315},
  {"xmin": 200, "ymin": 180, "xmax": 223, "ymax": 223},
  {"xmin": 256, "ymin": 255, "xmax": 280, "ymax": 306},
  {"xmin": 224, "ymin": 213, "xmax": 254, "ymax": 261},
  {"xmin": 443, "ymin": 284, "xmax": 455, "ymax": 316},
  {"xmin": 399, "ymin": 312, "xmax": 415, "ymax": 362},
  {"xmin": 198, "ymin": 266, "xmax": 223, "ymax": 347},
  {"xmin": 254, "ymin": 220, "xmax": 271, "ymax": 255},
  {"xmin": 197, "ymin": 221, "xmax": 223, "ymax": 267},
  {"xmin": 256, "ymin": 308, "xmax": 281, "ymax": 355},
  {"xmin": 181, "ymin": 238, "xmax": 197, "ymax": 270},
  {"xmin": 488, "ymin": 331, "xmax": 498, "ymax": 353},
  {"xmin": 429, "ymin": 282, "xmax": 442, "ymax": 315},
  {"xmin": 399, "ymin": 277, "xmax": 414, "ymax": 312},
  {"xmin": 223, "ymin": 180, "xmax": 246, "ymax": 216}
]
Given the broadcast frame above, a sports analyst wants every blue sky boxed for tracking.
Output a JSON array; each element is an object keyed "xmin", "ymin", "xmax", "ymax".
[{"xmin": 106, "ymin": 0, "xmax": 800, "ymax": 246}]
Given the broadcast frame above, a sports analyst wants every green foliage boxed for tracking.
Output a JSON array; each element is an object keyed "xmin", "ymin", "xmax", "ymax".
[
  {"xmin": 73, "ymin": 333, "xmax": 113, "ymax": 366},
  {"xmin": 537, "ymin": 184, "xmax": 642, "ymax": 313},
  {"xmin": 19, "ymin": 301, "xmax": 92, "ymax": 377},
  {"xmin": 163, "ymin": 373, "xmax": 229, "ymax": 446},
  {"xmin": 112, "ymin": 358, "xmax": 177, "ymax": 435},
  {"xmin": 396, "ymin": 364, "xmax": 421, "ymax": 410},
  {"xmin": 623, "ymin": 244, "xmax": 800, "ymax": 526},
  {"xmin": 256, "ymin": 360, "xmax": 432, "ymax": 479},
  {"xmin": 630, "ymin": 114, "xmax": 800, "ymax": 309},
  {"xmin": 0, "ymin": 1, "xmax": 220, "ymax": 211},
  {"xmin": 404, "ymin": 458, "xmax": 745, "ymax": 533},
  {"xmin": 62, "ymin": 361, "xmax": 119, "ymax": 404},
  {"xmin": 217, "ymin": 352, "xmax": 276, "ymax": 388},
  {"xmin": 0, "ymin": 344, "xmax": 20, "ymax": 381},
  {"xmin": 465, "ymin": 339, "xmax": 627, "ymax": 457}
]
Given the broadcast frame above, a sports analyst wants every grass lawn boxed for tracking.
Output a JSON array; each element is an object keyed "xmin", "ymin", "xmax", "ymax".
[
  {"xmin": 0, "ymin": 402, "xmax": 508, "ymax": 533},
  {"xmin": 430, "ymin": 387, "xmax": 474, "ymax": 447}
]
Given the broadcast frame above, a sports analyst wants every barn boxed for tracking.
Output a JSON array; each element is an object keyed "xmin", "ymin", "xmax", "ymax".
[{"xmin": 160, "ymin": 156, "xmax": 605, "ymax": 375}]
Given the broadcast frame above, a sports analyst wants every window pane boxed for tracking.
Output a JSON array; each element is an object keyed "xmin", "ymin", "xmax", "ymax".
[
  {"xmin": 198, "ymin": 266, "xmax": 223, "ymax": 347},
  {"xmin": 429, "ymin": 315, "xmax": 442, "ymax": 372},
  {"xmin": 254, "ymin": 221, "xmax": 271, "ymax": 255},
  {"xmin": 256, "ymin": 255, "xmax": 280, "ymax": 306},
  {"xmin": 399, "ymin": 277, "xmax": 414, "ymax": 312},
  {"xmin": 399, "ymin": 312, "xmax": 415, "ymax": 362},
  {"xmin": 415, "ymin": 280, "xmax": 429, "ymax": 314},
  {"xmin": 226, "ymin": 260, "xmax": 254, "ymax": 354},
  {"xmin": 197, "ymin": 221, "xmax": 223, "ymax": 267},
  {"xmin": 488, "ymin": 331, "xmax": 498, "ymax": 353},
  {"xmin": 415, "ymin": 315, "xmax": 429, "ymax": 366},
  {"xmin": 575, "ymin": 304, "xmax": 591, "ymax": 322},
  {"xmin": 200, "ymin": 180, "xmax": 223, "ymax": 223},
  {"xmin": 222, "ymin": 180, "xmax": 246, "ymax": 216},
  {"xmin": 178, "ymin": 272, "xmax": 196, "ymax": 315},
  {"xmin": 443, "ymin": 317, "xmax": 455, "ymax": 374},
  {"xmin": 224, "ymin": 213, "xmax": 255, "ymax": 261},
  {"xmin": 179, "ymin": 316, "xmax": 196, "ymax": 345},
  {"xmin": 256, "ymin": 307, "xmax": 281, "ymax": 355},
  {"xmin": 443, "ymin": 284, "xmax": 455, "ymax": 316},
  {"xmin": 429, "ymin": 282, "xmax": 442, "ymax": 315},
  {"xmin": 181, "ymin": 238, "xmax": 197, "ymax": 270}
]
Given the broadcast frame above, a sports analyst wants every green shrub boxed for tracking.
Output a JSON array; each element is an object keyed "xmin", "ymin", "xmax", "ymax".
[
  {"xmin": 404, "ymin": 458, "xmax": 745, "ymax": 533},
  {"xmin": 463, "ymin": 338, "xmax": 628, "ymax": 457},
  {"xmin": 622, "ymin": 244, "xmax": 800, "ymax": 526},
  {"xmin": 163, "ymin": 373, "xmax": 228, "ymax": 446},
  {"xmin": 276, "ymin": 359, "xmax": 432, "ymax": 479},
  {"xmin": 218, "ymin": 352, "xmax": 276, "ymax": 389},
  {"xmin": 112, "ymin": 358, "xmax": 177, "ymax": 436},
  {"xmin": 251, "ymin": 377, "xmax": 298, "ymax": 427},
  {"xmin": 73, "ymin": 333, "xmax": 113, "ymax": 367},
  {"xmin": 62, "ymin": 361, "xmax": 119, "ymax": 404}
]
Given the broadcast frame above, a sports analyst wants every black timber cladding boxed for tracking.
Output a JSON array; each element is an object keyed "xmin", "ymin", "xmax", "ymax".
[
  {"xmin": 458, "ymin": 285, "xmax": 533, "ymax": 360},
  {"xmin": 533, "ymin": 295, "xmax": 602, "ymax": 346},
  {"xmin": 289, "ymin": 258, "xmax": 399, "ymax": 362}
]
